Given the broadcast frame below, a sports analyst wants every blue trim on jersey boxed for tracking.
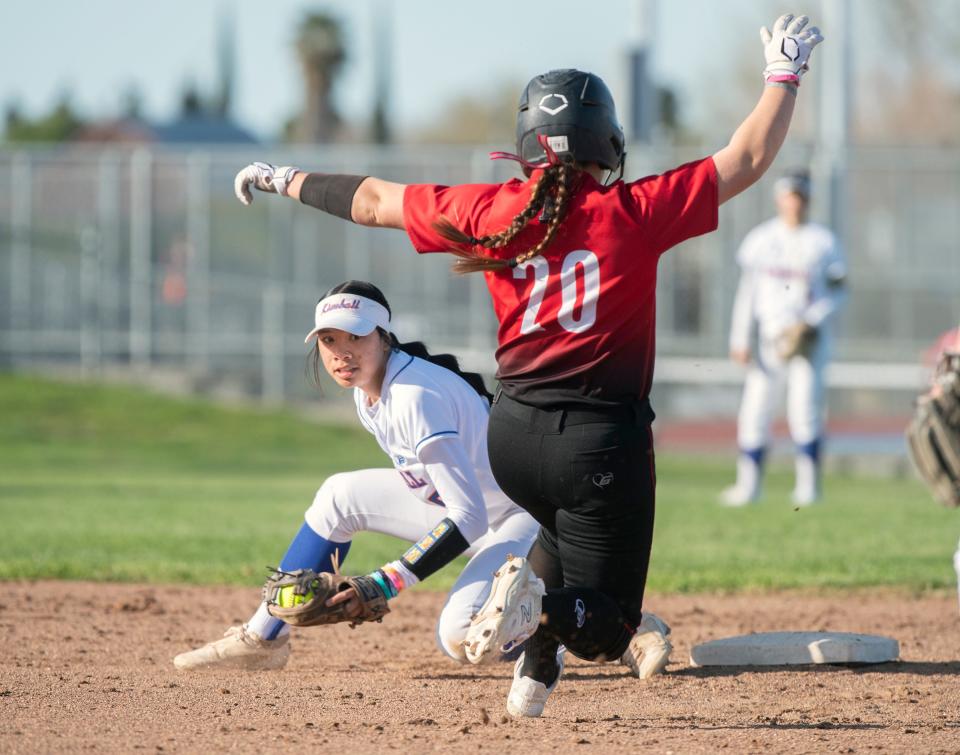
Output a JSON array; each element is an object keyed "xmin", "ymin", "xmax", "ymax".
[
  {"xmin": 415, "ymin": 430, "xmax": 459, "ymax": 454},
  {"xmin": 355, "ymin": 351, "xmax": 414, "ymax": 434},
  {"xmin": 356, "ymin": 405, "xmax": 377, "ymax": 435},
  {"xmin": 387, "ymin": 352, "xmax": 415, "ymax": 387}
]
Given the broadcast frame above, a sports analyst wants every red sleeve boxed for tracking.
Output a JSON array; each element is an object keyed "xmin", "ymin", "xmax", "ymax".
[
  {"xmin": 402, "ymin": 183, "xmax": 500, "ymax": 254},
  {"xmin": 627, "ymin": 156, "xmax": 719, "ymax": 255}
]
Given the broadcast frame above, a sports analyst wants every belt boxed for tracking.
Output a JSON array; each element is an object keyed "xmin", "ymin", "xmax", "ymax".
[{"xmin": 492, "ymin": 386, "xmax": 653, "ymax": 433}]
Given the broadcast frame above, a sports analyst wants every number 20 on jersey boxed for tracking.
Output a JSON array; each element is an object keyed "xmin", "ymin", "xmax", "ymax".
[{"xmin": 514, "ymin": 250, "xmax": 600, "ymax": 335}]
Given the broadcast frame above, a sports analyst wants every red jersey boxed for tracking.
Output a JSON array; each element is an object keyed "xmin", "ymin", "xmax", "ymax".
[{"xmin": 403, "ymin": 158, "xmax": 718, "ymax": 407}]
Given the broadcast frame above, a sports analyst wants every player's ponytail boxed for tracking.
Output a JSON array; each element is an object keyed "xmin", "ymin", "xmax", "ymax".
[
  {"xmin": 433, "ymin": 161, "xmax": 579, "ymax": 275},
  {"xmin": 308, "ymin": 280, "xmax": 492, "ymax": 402},
  {"xmin": 385, "ymin": 333, "xmax": 492, "ymax": 402}
]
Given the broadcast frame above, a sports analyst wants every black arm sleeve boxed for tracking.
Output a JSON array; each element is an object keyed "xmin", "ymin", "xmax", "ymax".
[
  {"xmin": 299, "ymin": 173, "xmax": 368, "ymax": 221},
  {"xmin": 400, "ymin": 517, "xmax": 471, "ymax": 582}
]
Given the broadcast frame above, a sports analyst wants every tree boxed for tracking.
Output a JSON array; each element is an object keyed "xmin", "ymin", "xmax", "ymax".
[
  {"xmin": 409, "ymin": 80, "xmax": 520, "ymax": 146},
  {"xmin": 857, "ymin": 0, "xmax": 960, "ymax": 144},
  {"xmin": 4, "ymin": 94, "xmax": 84, "ymax": 143},
  {"xmin": 120, "ymin": 85, "xmax": 144, "ymax": 120},
  {"xmin": 290, "ymin": 13, "xmax": 346, "ymax": 143}
]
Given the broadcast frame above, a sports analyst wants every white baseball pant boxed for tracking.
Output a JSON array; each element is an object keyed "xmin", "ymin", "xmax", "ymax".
[
  {"xmin": 305, "ymin": 469, "xmax": 539, "ymax": 662},
  {"xmin": 736, "ymin": 335, "xmax": 830, "ymax": 450}
]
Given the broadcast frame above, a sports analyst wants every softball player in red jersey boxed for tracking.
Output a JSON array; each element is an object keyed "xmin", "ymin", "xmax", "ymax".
[{"xmin": 234, "ymin": 13, "xmax": 822, "ymax": 716}]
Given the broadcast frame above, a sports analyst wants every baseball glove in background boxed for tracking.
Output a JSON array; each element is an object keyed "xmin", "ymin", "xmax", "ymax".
[
  {"xmin": 776, "ymin": 322, "xmax": 818, "ymax": 360},
  {"xmin": 263, "ymin": 567, "xmax": 390, "ymax": 627},
  {"xmin": 906, "ymin": 352, "xmax": 960, "ymax": 508}
]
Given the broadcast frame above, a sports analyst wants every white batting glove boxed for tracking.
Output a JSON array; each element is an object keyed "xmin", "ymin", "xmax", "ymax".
[
  {"xmin": 760, "ymin": 13, "xmax": 823, "ymax": 84},
  {"xmin": 234, "ymin": 162, "xmax": 302, "ymax": 206}
]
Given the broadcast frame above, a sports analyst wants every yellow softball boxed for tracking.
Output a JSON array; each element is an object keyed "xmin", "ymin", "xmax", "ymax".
[{"xmin": 276, "ymin": 585, "xmax": 314, "ymax": 608}]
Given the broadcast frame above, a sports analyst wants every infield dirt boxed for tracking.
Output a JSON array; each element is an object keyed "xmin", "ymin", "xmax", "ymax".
[{"xmin": 2, "ymin": 582, "xmax": 959, "ymax": 754}]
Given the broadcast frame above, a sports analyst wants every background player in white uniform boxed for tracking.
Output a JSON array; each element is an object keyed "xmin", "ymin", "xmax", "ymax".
[
  {"xmin": 174, "ymin": 280, "xmax": 540, "ymax": 668},
  {"xmin": 722, "ymin": 171, "xmax": 848, "ymax": 506}
]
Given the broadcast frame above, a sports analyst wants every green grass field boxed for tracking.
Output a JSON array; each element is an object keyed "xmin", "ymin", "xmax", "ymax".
[{"xmin": 1, "ymin": 373, "xmax": 957, "ymax": 592}]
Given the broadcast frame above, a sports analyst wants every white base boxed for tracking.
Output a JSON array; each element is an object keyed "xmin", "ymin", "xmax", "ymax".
[{"xmin": 689, "ymin": 631, "xmax": 899, "ymax": 667}]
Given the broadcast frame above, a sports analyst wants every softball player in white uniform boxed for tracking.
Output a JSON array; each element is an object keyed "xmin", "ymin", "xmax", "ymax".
[
  {"xmin": 722, "ymin": 171, "xmax": 847, "ymax": 506},
  {"xmin": 174, "ymin": 280, "xmax": 539, "ymax": 669}
]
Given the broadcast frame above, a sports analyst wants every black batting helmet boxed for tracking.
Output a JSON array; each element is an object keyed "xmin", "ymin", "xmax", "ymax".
[{"xmin": 516, "ymin": 69, "xmax": 625, "ymax": 172}]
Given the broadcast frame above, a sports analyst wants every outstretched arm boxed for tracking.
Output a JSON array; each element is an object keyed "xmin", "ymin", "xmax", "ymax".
[
  {"xmin": 713, "ymin": 87, "xmax": 797, "ymax": 205},
  {"xmin": 713, "ymin": 14, "xmax": 823, "ymax": 205},
  {"xmin": 234, "ymin": 163, "xmax": 407, "ymax": 229},
  {"xmin": 288, "ymin": 172, "xmax": 407, "ymax": 229}
]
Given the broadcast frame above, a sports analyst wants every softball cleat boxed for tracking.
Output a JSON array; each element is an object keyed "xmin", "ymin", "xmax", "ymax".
[
  {"xmin": 791, "ymin": 487, "xmax": 821, "ymax": 506},
  {"xmin": 620, "ymin": 612, "xmax": 672, "ymax": 678},
  {"xmin": 463, "ymin": 555, "xmax": 545, "ymax": 664},
  {"xmin": 506, "ymin": 649, "xmax": 565, "ymax": 718},
  {"xmin": 173, "ymin": 625, "xmax": 290, "ymax": 671},
  {"xmin": 719, "ymin": 484, "xmax": 761, "ymax": 507}
]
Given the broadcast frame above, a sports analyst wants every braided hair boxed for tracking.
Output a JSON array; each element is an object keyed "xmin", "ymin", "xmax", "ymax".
[{"xmin": 432, "ymin": 162, "xmax": 579, "ymax": 275}]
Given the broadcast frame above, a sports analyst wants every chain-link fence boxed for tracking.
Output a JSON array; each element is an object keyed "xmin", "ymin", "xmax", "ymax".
[{"xmin": 1, "ymin": 143, "xmax": 957, "ymax": 413}]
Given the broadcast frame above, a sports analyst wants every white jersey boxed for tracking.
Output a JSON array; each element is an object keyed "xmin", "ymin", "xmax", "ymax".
[
  {"xmin": 354, "ymin": 350, "xmax": 520, "ymax": 532},
  {"xmin": 729, "ymin": 218, "xmax": 847, "ymax": 350}
]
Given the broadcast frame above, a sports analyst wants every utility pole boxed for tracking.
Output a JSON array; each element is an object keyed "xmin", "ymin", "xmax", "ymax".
[
  {"xmin": 371, "ymin": 0, "xmax": 392, "ymax": 144},
  {"xmin": 627, "ymin": 0, "xmax": 659, "ymax": 143},
  {"xmin": 817, "ymin": 0, "xmax": 852, "ymax": 241}
]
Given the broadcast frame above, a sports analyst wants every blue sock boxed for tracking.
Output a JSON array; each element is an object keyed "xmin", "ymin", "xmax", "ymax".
[
  {"xmin": 796, "ymin": 438, "xmax": 821, "ymax": 462},
  {"xmin": 258, "ymin": 523, "xmax": 351, "ymax": 640},
  {"xmin": 742, "ymin": 446, "xmax": 767, "ymax": 467},
  {"xmin": 279, "ymin": 522, "xmax": 351, "ymax": 573}
]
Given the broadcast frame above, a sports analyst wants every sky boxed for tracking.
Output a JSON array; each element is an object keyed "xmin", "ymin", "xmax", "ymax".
[{"xmin": 1, "ymin": 0, "xmax": 834, "ymax": 142}]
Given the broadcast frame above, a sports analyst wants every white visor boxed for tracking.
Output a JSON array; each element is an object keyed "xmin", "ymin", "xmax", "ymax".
[{"xmin": 304, "ymin": 293, "xmax": 391, "ymax": 344}]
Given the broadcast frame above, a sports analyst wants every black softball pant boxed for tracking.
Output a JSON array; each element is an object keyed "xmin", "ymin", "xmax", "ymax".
[{"xmin": 487, "ymin": 389, "xmax": 656, "ymax": 670}]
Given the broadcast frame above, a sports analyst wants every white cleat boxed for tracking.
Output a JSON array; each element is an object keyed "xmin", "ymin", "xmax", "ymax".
[
  {"xmin": 719, "ymin": 485, "xmax": 760, "ymax": 507},
  {"xmin": 791, "ymin": 488, "xmax": 821, "ymax": 506},
  {"xmin": 173, "ymin": 625, "xmax": 291, "ymax": 671},
  {"xmin": 621, "ymin": 612, "xmax": 672, "ymax": 678},
  {"xmin": 506, "ymin": 650, "xmax": 564, "ymax": 718},
  {"xmin": 463, "ymin": 555, "xmax": 545, "ymax": 665}
]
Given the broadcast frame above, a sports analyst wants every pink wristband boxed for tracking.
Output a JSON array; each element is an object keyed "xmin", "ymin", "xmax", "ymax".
[
  {"xmin": 766, "ymin": 73, "xmax": 800, "ymax": 84},
  {"xmin": 381, "ymin": 564, "xmax": 407, "ymax": 593}
]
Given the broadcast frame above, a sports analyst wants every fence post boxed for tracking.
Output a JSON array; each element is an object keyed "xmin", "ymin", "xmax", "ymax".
[
  {"xmin": 268, "ymin": 193, "xmax": 294, "ymax": 282},
  {"xmin": 468, "ymin": 148, "xmax": 495, "ymax": 356},
  {"xmin": 129, "ymin": 148, "xmax": 153, "ymax": 371},
  {"xmin": 344, "ymin": 160, "xmax": 372, "ymax": 284},
  {"xmin": 186, "ymin": 152, "xmax": 211, "ymax": 376},
  {"xmin": 261, "ymin": 283, "xmax": 285, "ymax": 404},
  {"xmin": 98, "ymin": 151, "xmax": 121, "ymax": 361},
  {"xmin": 10, "ymin": 152, "xmax": 32, "ymax": 347},
  {"xmin": 79, "ymin": 224, "xmax": 101, "ymax": 376},
  {"xmin": 344, "ymin": 222, "xmax": 372, "ymax": 283}
]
